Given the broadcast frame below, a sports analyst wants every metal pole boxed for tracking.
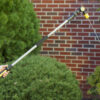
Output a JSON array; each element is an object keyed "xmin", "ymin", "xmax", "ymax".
[
  {"xmin": 8, "ymin": 11, "xmax": 78, "ymax": 69},
  {"xmin": 0, "ymin": 6, "xmax": 89, "ymax": 77}
]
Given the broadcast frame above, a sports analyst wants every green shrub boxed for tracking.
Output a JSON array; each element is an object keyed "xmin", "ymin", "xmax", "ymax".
[
  {"xmin": 87, "ymin": 66, "xmax": 100, "ymax": 99},
  {"xmin": 0, "ymin": 0, "xmax": 41, "ymax": 63},
  {"xmin": 0, "ymin": 55, "xmax": 82, "ymax": 100}
]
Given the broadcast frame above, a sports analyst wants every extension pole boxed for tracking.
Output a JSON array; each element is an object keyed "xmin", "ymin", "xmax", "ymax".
[{"xmin": 0, "ymin": 7, "xmax": 89, "ymax": 77}]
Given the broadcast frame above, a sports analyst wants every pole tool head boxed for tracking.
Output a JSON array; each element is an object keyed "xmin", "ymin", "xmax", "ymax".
[{"xmin": 79, "ymin": 6, "xmax": 89, "ymax": 19}]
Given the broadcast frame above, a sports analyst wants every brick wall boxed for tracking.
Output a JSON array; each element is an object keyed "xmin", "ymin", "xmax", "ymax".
[{"xmin": 31, "ymin": 0, "xmax": 100, "ymax": 99}]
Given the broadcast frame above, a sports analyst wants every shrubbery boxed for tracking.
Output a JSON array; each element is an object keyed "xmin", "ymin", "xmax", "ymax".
[
  {"xmin": 87, "ymin": 66, "xmax": 100, "ymax": 100},
  {"xmin": 0, "ymin": 55, "xmax": 82, "ymax": 100},
  {"xmin": 0, "ymin": 0, "xmax": 41, "ymax": 63}
]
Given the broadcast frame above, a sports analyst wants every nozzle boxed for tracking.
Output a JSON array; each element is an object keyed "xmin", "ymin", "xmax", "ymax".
[
  {"xmin": 84, "ymin": 13, "xmax": 89, "ymax": 19},
  {"xmin": 80, "ymin": 6, "xmax": 86, "ymax": 12},
  {"xmin": 79, "ymin": 6, "xmax": 89, "ymax": 19}
]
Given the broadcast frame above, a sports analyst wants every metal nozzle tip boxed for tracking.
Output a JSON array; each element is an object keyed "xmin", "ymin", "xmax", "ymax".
[{"xmin": 80, "ymin": 6, "xmax": 85, "ymax": 12}]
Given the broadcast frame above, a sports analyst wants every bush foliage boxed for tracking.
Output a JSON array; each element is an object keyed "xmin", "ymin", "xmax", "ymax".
[
  {"xmin": 0, "ymin": 0, "xmax": 41, "ymax": 63},
  {"xmin": 87, "ymin": 66, "xmax": 100, "ymax": 99},
  {"xmin": 0, "ymin": 55, "xmax": 82, "ymax": 100}
]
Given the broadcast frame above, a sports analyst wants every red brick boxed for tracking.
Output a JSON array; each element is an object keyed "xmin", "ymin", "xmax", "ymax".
[
  {"xmin": 90, "ymin": 57, "xmax": 100, "ymax": 60},
  {"xmin": 42, "ymin": 43, "xmax": 47, "ymax": 47},
  {"xmin": 72, "ymin": 29, "xmax": 82, "ymax": 32},
  {"xmin": 43, "ymin": 24, "xmax": 53, "ymax": 27},
  {"xmin": 71, "ymin": 21, "xmax": 81, "ymax": 24},
  {"xmin": 90, "ymin": 17, "xmax": 98, "ymax": 20},
  {"xmin": 76, "ymin": 76, "xmax": 82, "ymax": 80},
  {"xmin": 34, "ymin": 8, "xmax": 41, "ymax": 11},
  {"xmin": 96, "ymin": 53, "xmax": 100, "ymax": 56},
  {"xmin": 77, "ymin": 0, "xmax": 88, "ymax": 3},
  {"xmin": 47, "ymin": 20, "xmax": 57, "ymax": 23},
  {"xmin": 52, "ymin": 16, "xmax": 63, "ymax": 20},
  {"xmin": 60, "ymin": 37, "xmax": 70, "ymax": 40},
  {"xmin": 32, "ymin": 0, "xmax": 41, "ymax": 3},
  {"xmin": 72, "ymin": 60, "xmax": 82, "ymax": 64},
  {"xmin": 66, "ymin": 25, "xmax": 77, "ymax": 28},
  {"xmin": 42, "ymin": 8, "xmax": 52, "ymax": 11},
  {"xmin": 84, "ymin": 29, "xmax": 94, "ymax": 32},
  {"xmin": 83, "ymin": 53, "xmax": 94, "ymax": 56},
  {"xmin": 37, "ymin": 12, "xmax": 46, "ymax": 15},
  {"xmin": 78, "ymin": 33, "xmax": 89, "ymax": 36},
  {"xmin": 49, "ymin": 36, "xmax": 59, "ymax": 39},
  {"xmin": 60, "ymin": 28, "xmax": 70, "ymax": 32},
  {"xmin": 67, "ymin": 40, "xmax": 77, "ymax": 43},
  {"xmin": 90, "ymin": 49, "xmax": 100, "ymax": 52},
  {"xmin": 95, "ymin": 12, "xmax": 100, "ymax": 16},
  {"xmin": 89, "ymin": 0, "xmax": 100, "ymax": 3},
  {"xmin": 96, "ymin": 61, "xmax": 100, "ymax": 64},
  {"xmin": 41, "ymin": 16, "xmax": 51, "ymax": 19},
  {"xmin": 60, "ymin": 52, "xmax": 71, "ymax": 55},
  {"xmin": 45, "ymin": 40, "xmax": 54, "ymax": 43},
  {"xmin": 53, "ymin": 8, "xmax": 64, "ymax": 11},
  {"xmin": 47, "ymin": 12, "xmax": 57, "ymax": 15},
  {"xmin": 93, "ymin": 25, "xmax": 100, "ymax": 28},
  {"xmin": 96, "ymin": 29, "xmax": 100, "ymax": 32},
  {"xmin": 59, "ymin": 12, "xmax": 69, "ymax": 16},
  {"xmin": 83, "ymin": 68, "xmax": 94, "ymax": 72},
  {"xmin": 79, "ymin": 80, "xmax": 87, "ymax": 84},
  {"xmin": 42, "ymin": 0, "xmax": 52, "ymax": 3},
  {"xmin": 40, "ymin": 20, "xmax": 46, "ymax": 23},
  {"xmin": 67, "ymin": 56, "xmax": 77, "ymax": 59},
  {"xmin": 48, "ymin": 28, "xmax": 54, "ymax": 32},
  {"xmin": 66, "ymin": 0, "xmax": 76, "ymax": 3},
  {"xmin": 67, "ymin": 64, "xmax": 76, "ymax": 67},
  {"xmin": 83, "ymin": 4, "xmax": 93, "ymax": 7},
  {"xmin": 90, "ymin": 65, "xmax": 96, "ymax": 68},
  {"xmin": 65, "ymin": 8, "xmax": 75, "ymax": 12},
  {"xmin": 71, "ymin": 68, "xmax": 82, "ymax": 71},
  {"xmin": 48, "ymin": 4, "xmax": 58, "ymax": 8},
  {"xmin": 59, "ymin": 4, "xmax": 69, "ymax": 8},
  {"xmin": 78, "ymin": 57, "xmax": 88, "ymax": 60},
  {"xmin": 95, "ymin": 4, "xmax": 100, "ymax": 7},
  {"xmin": 77, "ymin": 72, "xmax": 88, "ymax": 76},
  {"xmin": 76, "ymin": 17, "xmax": 86, "ymax": 20},
  {"xmin": 79, "ymin": 25, "xmax": 89, "ymax": 28},
  {"xmin": 71, "ymin": 4, "xmax": 80, "ymax": 7},
  {"xmin": 72, "ymin": 37, "xmax": 82, "ymax": 40},
  {"xmin": 83, "ymin": 21, "xmax": 92, "ymax": 24},
  {"xmin": 84, "ymin": 37, "xmax": 95, "ymax": 40},
  {"xmin": 54, "ymin": 0, "xmax": 64, "ymax": 3},
  {"xmin": 43, "ymin": 32, "xmax": 49, "ymax": 35},
  {"xmin": 40, "ymin": 28, "xmax": 47, "ymax": 32},
  {"xmin": 55, "ymin": 56, "xmax": 65, "ymax": 59},
  {"xmin": 78, "ymin": 64, "xmax": 89, "ymax": 68},
  {"xmin": 84, "ymin": 61, "xmax": 95, "ymax": 64}
]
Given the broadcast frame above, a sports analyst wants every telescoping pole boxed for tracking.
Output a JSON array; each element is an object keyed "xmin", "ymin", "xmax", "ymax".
[{"xmin": 0, "ymin": 7, "xmax": 89, "ymax": 77}]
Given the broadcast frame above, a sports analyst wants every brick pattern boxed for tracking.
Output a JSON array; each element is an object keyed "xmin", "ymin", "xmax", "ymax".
[{"xmin": 31, "ymin": 0, "xmax": 100, "ymax": 99}]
